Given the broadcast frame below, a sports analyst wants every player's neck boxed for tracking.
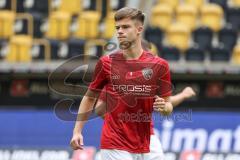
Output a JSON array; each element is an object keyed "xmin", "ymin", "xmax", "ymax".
[{"xmin": 122, "ymin": 39, "xmax": 143, "ymax": 60}]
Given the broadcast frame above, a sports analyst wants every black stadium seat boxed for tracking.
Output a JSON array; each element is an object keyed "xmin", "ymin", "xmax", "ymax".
[
  {"xmin": 210, "ymin": 46, "xmax": 231, "ymax": 62},
  {"xmin": 226, "ymin": 7, "xmax": 240, "ymax": 31},
  {"xmin": 209, "ymin": 0, "xmax": 227, "ymax": 9},
  {"xmin": 144, "ymin": 26, "xmax": 163, "ymax": 52},
  {"xmin": 23, "ymin": 0, "xmax": 50, "ymax": 16},
  {"xmin": 193, "ymin": 26, "xmax": 213, "ymax": 51},
  {"xmin": 218, "ymin": 25, "xmax": 238, "ymax": 51},
  {"xmin": 68, "ymin": 38, "xmax": 85, "ymax": 58},
  {"xmin": 0, "ymin": 0, "xmax": 12, "ymax": 10},
  {"xmin": 160, "ymin": 46, "xmax": 180, "ymax": 61},
  {"xmin": 185, "ymin": 46, "xmax": 205, "ymax": 62}
]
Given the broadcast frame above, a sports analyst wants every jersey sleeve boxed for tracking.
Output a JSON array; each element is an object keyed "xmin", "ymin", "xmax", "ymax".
[
  {"xmin": 157, "ymin": 60, "xmax": 172, "ymax": 97},
  {"xmin": 88, "ymin": 58, "xmax": 108, "ymax": 92}
]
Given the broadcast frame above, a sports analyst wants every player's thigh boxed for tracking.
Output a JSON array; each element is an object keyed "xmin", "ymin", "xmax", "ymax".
[
  {"xmin": 143, "ymin": 135, "xmax": 164, "ymax": 160},
  {"xmin": 100, "ymin": 149, "xmax": 134, "ymax": 160}
]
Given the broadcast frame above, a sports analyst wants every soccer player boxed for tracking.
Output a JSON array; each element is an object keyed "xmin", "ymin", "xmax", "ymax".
[
  {"xmin": 94, "ymin": 40, "xmax": 196, "ymax": 160},
  {"xmin": 70, "ymin": 7, "xmax": 173, "ymax": 160}
]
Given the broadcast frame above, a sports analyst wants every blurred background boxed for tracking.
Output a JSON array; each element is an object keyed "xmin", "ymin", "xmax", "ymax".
[{"xmin": 0, "ymin": 0, "xmax": 240, "ymax": 159}]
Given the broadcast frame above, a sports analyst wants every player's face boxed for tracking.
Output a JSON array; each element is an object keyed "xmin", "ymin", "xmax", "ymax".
[{"xmin": 115, "ymin": 18, "xmax": 142, "ymax": 45}]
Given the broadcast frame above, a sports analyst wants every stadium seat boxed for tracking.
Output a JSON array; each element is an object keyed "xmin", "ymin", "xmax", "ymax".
[
  {"xmin": 176, "ymin": 4, "xmax": 198, "ymax": 31},
  {"xmin": 16, "ymin": 0, "xmax": 25, "ymax": 13},
  {"xmin": 193, "ymin": 26, "xmax": 213, "ymax": 51},
  {"xmin": 0, "ymin": 10, "xmax": 15, "ymax": 39},
  {"xmin": 48, "ymin": 39, "xmax": 70, "ymax": 60},
  {"xmin": 85, "ymin": 39, "xmax": 105, "ymax": 60},
  {"xmin": 6, "ymin": 35, "xmax": 32, "ymax": 62},
  {"xmin": 73, "ymin": 11, "xmax": 100, "ymax": 39},
  {"xmin": 31, "ymin": 39, "xmax": 51, "ymax": 61},
  {"xmin": 232, "ymin": 44, "xmax": 240, "ymax": 64},
  {"xmin": 0, "ymin": 0, "xmax": 12, "ymax": 10},
  {"xmin": 31, "ymin": 12, "xmax": 45, "ymax": 38},
  {"xmin": 209, "ymin": 0, "xmax": 227, "ymax": 9},
  {"xmin": 144, "ymin": 26, "xmax": 163, "ymax": 51},
  {"xmin": 58, "ymin": 0, "xmax": 81, "ymax": 16},
  {"xmin": 159, "ymin": 46, "xmax": 180, "ymax": 61},
  {"xmin": 200, "ymin": 4, "xmax": 224, "ymax": 32},
  {"xmin": 166, "ymin": 23, "xmax": 191, "ymax": 51},
  {"xmin": 226, "ymin": 7, "xmax": 240, "ymax": 30},
  {"xmin": 218, "ymin": 25, "xmax": 237, "ymax": 51},
  {"xmin": 230, "ymin": 0, "xmax": 240, "ymax": 7},
  {"xmin": 46, "ymin": 11, "xmax": 71, "ymax": 40},
  {"xmin": 109, "ymin": 0, "xmax": 126, "ymax": 10},
  {"xmin": 150, "ymin": 4, "xmax": 173, "ymax": 31},
  {"xmin": 185, "ymin": 46, "xmax": 205, "ymax": 61},
  {"xmin": 23, "ymin": 0, "xmax": 50, "ymax": 16},
  {"xmin": 0, "ymin": 40, "xmax": 7, "ymax": 60},
  {"xmin": 157, "ymin": 0, "xmax": 179, "ymax": 10},
  {"xmin": 68, "ymin": 38, "xmax": 85, "ymax": 58},
  {"xmin": 210, "ymin": 46, "xmax": 231, "ymax": 62},
  {"xmin": 184, "ymin": 0, "xmax": 204, "ymax": 11},
  {"xmin": 102, "ymin": 12, "xmax": 115, "ymax": 39}
]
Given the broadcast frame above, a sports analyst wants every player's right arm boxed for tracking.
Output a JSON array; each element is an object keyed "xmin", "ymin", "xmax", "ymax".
[
  {"xmin": 70, "ymin": 57, "xmax": 108, "ymax": 150},
  {"xmin": 70, "ymin": 89, "xmax": 99, "ymax": 150}
]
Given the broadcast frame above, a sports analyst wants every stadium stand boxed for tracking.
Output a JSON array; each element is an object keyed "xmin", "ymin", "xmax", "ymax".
[{"xmin": 0, "ymin": 0, "xmax": 239, "ymax": 65}]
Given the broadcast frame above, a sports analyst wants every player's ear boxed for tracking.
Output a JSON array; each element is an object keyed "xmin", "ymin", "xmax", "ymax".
[{"xmin": 137, "ymin": 25, "xmax": 143, "ymax": 35}]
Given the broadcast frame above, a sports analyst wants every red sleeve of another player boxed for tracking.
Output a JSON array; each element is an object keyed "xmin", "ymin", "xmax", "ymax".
[
  {"xmin": 89, "ymin": 59, "xmax": 107, "ymax": 92},
  {"xmin": 157, "ymin": 60, "xmax": 172, "ymax": 97}
]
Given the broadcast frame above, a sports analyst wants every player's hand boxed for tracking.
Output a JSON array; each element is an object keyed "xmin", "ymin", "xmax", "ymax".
[
  {"xmin": 70, "ymin": 132, "xmax": 84, "ymax": 150},
  {"xmin": 153, "ymin": 96, "xmax": 166, "ymax": 112},
  {"xmin": 182, "ymin": 87, "xmax": 196, "ymax": 99}
]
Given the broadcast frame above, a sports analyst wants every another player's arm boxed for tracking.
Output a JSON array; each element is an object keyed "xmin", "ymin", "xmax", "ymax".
[
  {"xmin": 70, "ymin": 89, "xmax": 99, "ymax": 150},
  {"xmin": 170, "ymin": 87, "xmax": 196, "ymax": 107}
]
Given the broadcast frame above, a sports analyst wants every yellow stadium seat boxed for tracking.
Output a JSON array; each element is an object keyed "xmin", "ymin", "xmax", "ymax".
[
  {"xmin": 6, "ymin": 35, "xmax": 32, "ymax": 62},
  {"xmin": 166, "ymin": 23, "xmax": 191, "ymax": 51},
  {"xmin": 0, "ymin": 10, "xmax": 15, "ymax": 39},
  {"xmin": 176, "ymin": 4, "xmax": 198, "ymax": 31},
  {"xmin": 232, "ymin": 44, "xmax": 240, "ymax": 65},
  {"xmin": 230, "ymin": 0, "xmax": 240, "ymax": 7},
  {"xmin": 150, "ymin": 4, "xmax": 173, "ymax": 30},
  {"xmin": 74, "ymin": 11, "xmax": 100, "ymax": 39},
  {"xmin": 149, "ymin": 42, "xmax": 158, "ymax": 56},
  {"xmin": 157, "ymin": 0, "xmax": 179, "ymax": 10},
  {"xmin": 102, "ymin": 12, "xmax": 116, "ymax": 39},
  {"xmin": 184, "ymin": 0, "xmax": 204, "ymax": 11},
  {"xmin": 46, "ymin": 11, "xmax": 71, "ymax": 40},
  {"xmin": 58, "ymin": 0, "xmax": 81, "ymax": 15},
  {"xmin": 200, "ymin": 4, "xmax": 223, "ymax": 32}
]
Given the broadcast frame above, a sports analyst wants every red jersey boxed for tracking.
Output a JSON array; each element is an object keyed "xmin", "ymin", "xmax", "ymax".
[{"xmin": 89, "ymin": 50, "xmax": 172, "ymax": 153}]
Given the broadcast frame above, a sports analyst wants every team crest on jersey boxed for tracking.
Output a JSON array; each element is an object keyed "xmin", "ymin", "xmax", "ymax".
[{"xmin": 142, "ymin": 68, "xmax": 153, "ymax": 80}]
